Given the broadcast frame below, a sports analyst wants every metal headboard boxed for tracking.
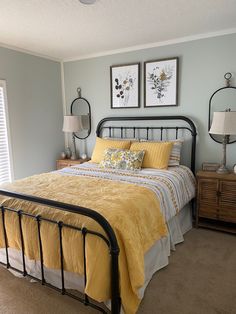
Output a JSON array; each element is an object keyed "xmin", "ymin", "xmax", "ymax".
[{"xmin": 96, "ymin": 116, "xmax": 197, "ymax": 174}]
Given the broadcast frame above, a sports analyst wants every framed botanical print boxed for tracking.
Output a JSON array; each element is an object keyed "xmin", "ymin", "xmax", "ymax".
[
  {"xmin": 110, "ymin": 63, "xmax": 140, "ymax": 109},
  {"xmin": 144, "ymin": 57, "xmax": 179, "ymax": 107}
]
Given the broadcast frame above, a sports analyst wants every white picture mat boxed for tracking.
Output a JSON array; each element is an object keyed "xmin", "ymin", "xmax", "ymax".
[
  {"xmin": 145, "ymin": 59, "xmax": 177, "ymax": 107},
  {"xmin": 111, "ymin": 64, "xmax": 139, "ymax": 108}
]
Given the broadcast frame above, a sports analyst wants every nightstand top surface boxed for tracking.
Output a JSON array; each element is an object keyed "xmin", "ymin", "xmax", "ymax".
[
  {"xmin": 57, "ymin": 158, "xmax": 90, "ymax": 162},
  {"xmin": 197, "ymin": 170, "xmax": 236, "ymax": 180}
]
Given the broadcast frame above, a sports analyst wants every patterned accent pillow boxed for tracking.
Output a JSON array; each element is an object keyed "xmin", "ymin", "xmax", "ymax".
[
  {"xmin": 99, "ymin": 148, "xmax": 145, "ymax": 171},
  {"xmin": 140, "ymin": 139, "xmax": 183, "ymax": 166}
]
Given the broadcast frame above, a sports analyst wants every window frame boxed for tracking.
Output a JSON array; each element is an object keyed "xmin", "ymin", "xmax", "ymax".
[{"xmin": 0, "ymin": 80, "xmax": 14, "ymax": 182}]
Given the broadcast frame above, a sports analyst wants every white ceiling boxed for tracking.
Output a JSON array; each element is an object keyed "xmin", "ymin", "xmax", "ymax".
[{"xmin": 0, "ymin": 0, "xmax": 236, "ymax": 61}]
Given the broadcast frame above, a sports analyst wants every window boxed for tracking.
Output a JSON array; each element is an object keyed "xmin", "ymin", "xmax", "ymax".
[{"xmin": 0, "ymin": 81, "xmax": 12, "ymax": 183}]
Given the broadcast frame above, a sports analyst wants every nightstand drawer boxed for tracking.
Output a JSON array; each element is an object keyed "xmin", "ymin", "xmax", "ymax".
[
  {"xmin": 56, "ymin": 162, "xmax": 69, "ymax": 169},
  {"xmin": 220, "ymin": 181, "xmax": 236, "ymax": 207},
  {"xmin": 56, "ymin": 158, "xmax": 90, "ymax": 170},
  {"xmin": 198, "ymin": 179, "xmax": 219, "ymax": 206},
  {"xmin": 198, "ymin": 204, "xmax": 218, "ymax": 219},
  {"xmin": 197, "ymin": 171, "xmax": 236, "ymax": 233},
  {"xmin": 219, "ymin": 206, "xmax": 236, "ymax": 223}
]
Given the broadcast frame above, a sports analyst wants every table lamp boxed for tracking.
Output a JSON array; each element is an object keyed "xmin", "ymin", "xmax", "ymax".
[
  {"xmin": 62, "ymin": 115, "xmax": 83, "ymax": 159},
  {"xmin": 209, "ymin": 110, "xmax": 236, "ymax": 174}
]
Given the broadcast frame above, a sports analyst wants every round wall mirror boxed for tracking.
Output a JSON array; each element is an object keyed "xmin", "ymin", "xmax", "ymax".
[
  {"xmin": 208, "ymin": 73, "xmax": 236, "ymax": 144},
  {"xmin": 70, "ymin": 88, "xmax": 91, "ymax": 139}
]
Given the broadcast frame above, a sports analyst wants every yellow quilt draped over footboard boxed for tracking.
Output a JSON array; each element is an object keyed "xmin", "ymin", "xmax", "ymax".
[{"xmin": 0, "ymin": 172, "xmax": 167, "ymax": 314}]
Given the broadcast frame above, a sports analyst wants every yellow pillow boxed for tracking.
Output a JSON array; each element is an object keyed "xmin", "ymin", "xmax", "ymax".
[
  {"xmin": 130, "ymin": 141, "xmax": 173, "ymax": 169},
  {"xmin": 91, "ymin": 137, "xmax": 131, "ymax": 163}
]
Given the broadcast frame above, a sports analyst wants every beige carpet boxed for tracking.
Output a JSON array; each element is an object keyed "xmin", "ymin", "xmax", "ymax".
[{"xmin": 0, "ymin": 228, "xmax": 235, "ymax": 314}]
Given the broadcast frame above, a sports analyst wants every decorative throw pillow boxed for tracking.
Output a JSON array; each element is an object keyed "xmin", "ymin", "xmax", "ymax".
[
  {"xmin": 130, "ymin": 141, "xmax": 173, "ymax": 169},
  {"xmin": 140, "ymin": 139, "xmax": 183, "ymax": 166},
  {"xmin": 91, "ymin": 137, "xmax": 131, "ymax": 163},
  {"xmin": 99, "ymin": 148, "xmax": 145, "ymax": 171},
  {"xmin": 168, "ymin": 140, "xmax": 183, "ymax": 166}
]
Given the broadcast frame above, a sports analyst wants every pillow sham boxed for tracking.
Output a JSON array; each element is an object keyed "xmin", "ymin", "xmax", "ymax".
[
  {"xmin": 99, "ymin": 148, "xmax": 145, "ymax": 171},
  {"xmin": 130, "ymin": 141, "xmax": 173, "ymax": 169},
  {"xmin": 140, "ymin": 139, "xmax": 183, "ymax": 166},
  {"xmin": 91, "ymin": 137, "xmax": 131, "ymax": 163}
]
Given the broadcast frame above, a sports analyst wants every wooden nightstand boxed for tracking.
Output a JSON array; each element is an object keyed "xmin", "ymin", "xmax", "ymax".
[
  {"xmin": 56, "ymin": 158, "xmax": 90, "ymax": 170},
  {"xmin": 196, "ymin": 170, "xmax": 236, "ymax": 234}
]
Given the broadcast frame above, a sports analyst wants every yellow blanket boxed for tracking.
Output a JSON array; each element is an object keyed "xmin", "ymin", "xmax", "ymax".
[{"xmin": 0, "ymin": 172, "xmax": 167, "ymax": 313}]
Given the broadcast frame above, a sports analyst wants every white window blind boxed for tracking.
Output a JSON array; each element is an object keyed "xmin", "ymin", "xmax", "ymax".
[{"xmin": 0, "ymin": 81, "xmax": 12, "ymax": 183}]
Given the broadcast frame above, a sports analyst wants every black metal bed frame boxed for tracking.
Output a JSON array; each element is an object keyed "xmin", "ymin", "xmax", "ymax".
[
  {"xmin": 97, "ymin": 115, "xmax": 197, "ymax": 173},
  {"xmin": 0, "ymin": 115, "xmax": 197, "ymax": 314}
]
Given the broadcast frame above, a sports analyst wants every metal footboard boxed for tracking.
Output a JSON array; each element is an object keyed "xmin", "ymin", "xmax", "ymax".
[{"xmin": 0, "ymin": 189, "xmax": 121, "ymax": 314}]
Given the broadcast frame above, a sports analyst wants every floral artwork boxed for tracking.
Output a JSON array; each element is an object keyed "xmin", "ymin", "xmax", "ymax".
[
  {"xmin": 144, "ymin": 58, "xmax": 178, "ymax": 107},
  {"xmin": 111, "ymin": 63, "xmax": 140, "ymax": 108}
]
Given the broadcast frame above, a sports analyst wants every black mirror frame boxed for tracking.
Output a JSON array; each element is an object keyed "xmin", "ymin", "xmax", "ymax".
[
  {"xmin": 208, "ymin": 73, "xmax": 236, "ymax": 144},
  {"xmin": 70, "ymin": 89, "xmax": 91, "ymax": 140}
]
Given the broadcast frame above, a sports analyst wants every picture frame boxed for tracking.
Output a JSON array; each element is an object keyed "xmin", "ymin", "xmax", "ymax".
[
  {"xmin": 110, "ymin": 63, "xmax": 140, "ymax": 109},
  {"xmin": 202, "ymin": 162, "xmax": 220, "ymax": 172},
  {"xmin": 144, "ymin": 57, "xmax": 179, "ymax": 108}
]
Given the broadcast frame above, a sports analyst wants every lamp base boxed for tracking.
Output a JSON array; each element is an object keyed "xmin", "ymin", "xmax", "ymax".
[
  {"xmin": 70, "ymin": 153, "xmax": 77, "ymax": 160},
  {"xmin": 216, "ymin": 165, "xmax": 229, "ymax": 174}
]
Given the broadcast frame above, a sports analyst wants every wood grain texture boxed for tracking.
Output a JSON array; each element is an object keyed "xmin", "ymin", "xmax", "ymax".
[
  {"xmin": 197, "ymin": 170, "xmax": 236, "ymax": 181},
  {"xmin": 196, "ymin": 171, "xmax": 236, "ymax": 231},
  {"xmin": 56, "ymin": 158, "xmax": 90, "ymax": 170}
]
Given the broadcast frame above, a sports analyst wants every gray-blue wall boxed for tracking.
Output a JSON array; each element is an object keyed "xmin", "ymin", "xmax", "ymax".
[
  {"xmin": 0, "ymin": 47, "xmax": 64, "ymax": 179},
  {"xmin": 64, "ymin": 33, "xmax": 236, "ymax": 171}
]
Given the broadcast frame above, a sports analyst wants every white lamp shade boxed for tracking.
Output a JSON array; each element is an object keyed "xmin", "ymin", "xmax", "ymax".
[
  {"xmin": 209, "ymin": 111, "xmax": 236, "ymax": 135},
  {"xmin": 62, "ymin": 116, "xmax": 83, "ymax": 133}
]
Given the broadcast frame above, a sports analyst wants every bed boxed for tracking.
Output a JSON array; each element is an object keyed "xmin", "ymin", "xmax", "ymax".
[{"xmin": 0, "ymin": 115, "xmax": 197, "ymax": 314}]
